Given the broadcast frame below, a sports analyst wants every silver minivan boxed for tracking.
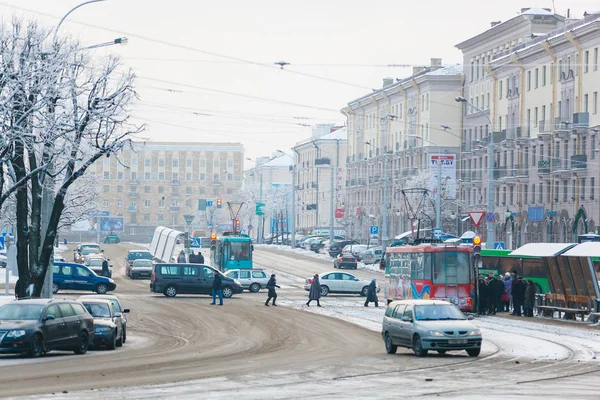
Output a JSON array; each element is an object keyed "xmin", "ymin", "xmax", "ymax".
[{"xmin": 381, "ymin": 299, "xmax": 482, "ymax": 357}]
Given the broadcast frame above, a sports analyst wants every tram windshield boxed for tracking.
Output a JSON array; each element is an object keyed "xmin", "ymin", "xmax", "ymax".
[{"xmin": 229, "ymin": 241, "xmax": 251, "ymax": 260}]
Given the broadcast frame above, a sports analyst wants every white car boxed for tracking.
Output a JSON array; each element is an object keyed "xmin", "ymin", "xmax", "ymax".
[
  {"xmin": 362, "ymin": 248, "xmax": 383, "ymax": 264},
  {"xmin": 304, "ymin": 271, "xmax": 377, "ymax": 297},
  {"xmin": 224, "ymin": 269, "xmax": 270, "ymax": 292}
]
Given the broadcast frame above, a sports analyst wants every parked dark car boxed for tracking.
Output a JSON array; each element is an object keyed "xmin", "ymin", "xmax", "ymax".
[
  {"xmin": 328, "ymin": 240, "xmax": 359, "ymax": 258},
  {"xmin": 79, "ymin": 294, "xmax": 130, "ymax": 344},
  {"xmin": 333, "ymin": 253, "xmax": 358, "ymax": 270},
  {"xmin": 0, "ymin": 298, "xmax": 94, "ymax": 358},
  {"xmin": 80, "ymin": 299, "xmax": 123, "ymax": 350},
  {"xmin": 53, "ymin": 262, "xmax": 117, "ymax": 294},
  {"xmin": 150, "ymin": 263, "xmax": 244, "ymax": 298}
]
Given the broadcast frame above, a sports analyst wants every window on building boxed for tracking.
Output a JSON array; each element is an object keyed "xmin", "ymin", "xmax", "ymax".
[
  {"xmin": 145, "ymin": 172, "xmax": 151, "ymax": 180},
  {"xmin": 199, "ymin": 159, "xmax": 206, "ymax": 168},
  {"xmin": 158, "ymin": 214, "xmax": 164, "ymax": 222},
  {"xmin": 144, "ymin": 186, "xmax": 150, "ymax": 193},
  {"xmin": 130, "ymin": 185, "xmax": 137, "ymax": 192},
  {"xmin": 158, "ymin": 159, "xmax": 165, "ymax": 167},
  {"xmin": 117, "ymin": 185, "xmax": 123, "ymax": 193},
  {"xmin": 144, "ymin": 213, "xmax": 150, "ymax": 222},
  {"xmin": 158, "ymin": 199, "xmax": 165, "ymax": 208},
  {"xmin": 227, "ymin": 173, "xmax": 233, "ymax": 181},
  {"xmin": 172, "ymin": 159, "xmax": 179, "ymax": 168},
  {"xmin": 158, "ymin": 186, "xmax": 164, "ymax": 194},
  {"xmin": 101, "ymin": 200, "xmax": 109, "ymax": 208},
  {"xmin": 213, "ymin": 174, "xmax": 219, "ymax": 181},
  {"xmin": 227, "ymin": 188, "xmax": 233, "ymax": 195},
  {"xmin": 186, "ymin": 172, "xmax": 192, "ymax": 181},
  {"xmin": 592, "ymin": 177, "xmax": 596, "ymax": 200},
  {"xmin": 172, "ymin": 200, "xmax": 178, "ymax": 207},
  {"xmin": 527, "ymin": 70, "xmax": 531, "ymax": 90},
  {"xmin": 145, "ymin": 159, "xmax": 151, "ymax": 167},
  {"xmin": 117, "ymin": 171, "xmax": 124, "ymax": 180},
  {"xmin": 534, "ymin": 107, "xmax": 538, "ymax": 127},
  {"xmin": 117, "ymin": 200, "xmax": 123, "ymax": 208},
  {"xmin": 199, "ymin": 187, "xmax": 206, "ymax": 194},
  {"xmin": 594, "ymin": 92, "xmax": 598, "ymax": 114},
  {"xmin": 172, "ymin": 172, "xmax": 179, "ymax": 181},
  {"xmin": 103, "ymin": 185, "xmax": 109, "ymax": 193},
  {"xmin": 594, "ymin": 48, "xmax": 599, "ymax": 71},
  {"xmin": 159, "ymin": 172, "xmax": 165, "ymax": 180},
  {"xmin": 499, "ymin": 80, "xmax": 503, "ymax": 99},
  {"xmin": 213, "ymin": 159, "xmax": 220, "ymax": 168},
  {"xmin": 186, "ymin": 159, "xmax": 192, "ymax": 168},
  {"xmin": 476, "ymin": 59, "xmax": 480, "ymax": 79},
  {"xmin": 532, "ymin": 146, "xmax": 537, "ymax": 165},
  {"xmin": 531, "ymin": 184, "xmax": 535, "ymax": 204},
  {"xmin": 144, "ymin": 200, "xmax": 150, "ymax": 208},
  {"xmin": 470, "ymin": 62, "xmax": 474, "ymax": 82},
  {"xmin": 200, "ymin": 173, "xmax": 206, "ymax": 181},
  {"xmin": 548, "ymin": 182, "xmax": 552, "ymax": 202},
  {"xmin": 185, "ymin": 187, "xmax": 192, "ymax": 195},
  {"xmin": 227, "ymin": 159, "xmax": 234, "ymax": 168},
  {"xmin": 523, "ymin": 185, "xmax": 528, "ymax": 205},
  {"xmin": 535, "ymin": 68, "xmax": 539, "ymax": 88},
  {"xmin": 585, "ymin": 50, "xmax": 590, "ymax": 73},
  {"xmin": 582, "ymin": 179, "xmax": 586, "ymax": 200},
  {"xmin": 538, "ymin": 183, "xmax": 543, "ymax": 203},
  {"xmin": 103, "ymin": 172, "xmax": 110, "ymax": 180},
  {"xmin": 542, "ymin": 66, "xmax": 547, "ymax": 86},
  {"xmin": 130, "ymin": 213, "xmax": 137, "ymax": 224},
  {"xmin": 563, "ymin": 180, "xmax": 568, "ymax": 202},
  {"xmin": 592, "ymin": 135, "xmax": 597, "ymax": 160},
  {"xmin": 131, "ymin": 171, "xmax": 137, "ymax": 180},
  {"xmin": 585, "ymin": 94, "xmax": 589, "ymax": 113}
]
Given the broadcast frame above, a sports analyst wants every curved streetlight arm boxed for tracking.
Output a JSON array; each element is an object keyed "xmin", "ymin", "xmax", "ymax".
[
  {"xmin": 408, "ymin": 135, "xmax": 442, "ymax": 230},
  {"xmin": 54, "ymin": 0, "xmax": 107, "ymax": 43}
]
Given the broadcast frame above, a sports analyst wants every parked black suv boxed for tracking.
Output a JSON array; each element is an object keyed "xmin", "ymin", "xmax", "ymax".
[
  {"xmin": 328, "ymin": 240, "xmax": 359, "ymax": 258},
  {"xmin": 0, "ymin": 298, "xmax": 94, "ymax": 358},
  {"xmin": 150, "ymin": 263, "xmax": 244, "ymax": 298}
]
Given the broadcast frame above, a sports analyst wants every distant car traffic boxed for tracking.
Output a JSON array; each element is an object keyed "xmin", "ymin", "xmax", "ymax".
[
  {"xmin": 224, "ymin": 269, "xmax": 269, "ymax": 292},
  {"xmin": 333, "ymin": 253, "xmax": 358, "ymax": 270},
  {"xmin": 0, "ymin": 298, "xmax": 94, "ymax": 358},
  {"xmin": 125, "ymin": 250, "xmax": 153, "ymax": 268},
  {"xmin": 79, "ymin": 294, "xmax": 130, "ymax": 344},
  {"xmin": 362, "ymin": 248, "xmax": 383, "ymax": 264},
  {"xmin": 53, "ymin": 262, "xmax": 116, "ymax": 294},
  {"xmin": 342, "ymin": 244, "xmax": 369, "ymax": 261},
  {"xmin": 80, "ymin": 299, "xmax": 123, "ymax": 350},
  {"xmin": 73, "ymin": 243, "xmax": 102, "ymax": 263},
  {"xmin": 304, "ymin": 272, "xmax": 375, "ymax": 297},
  {"xmin": 381, "ymin": 300, "xmax": 482, "ymax": 357},
  {"xmin": 103, "ymin": 235, "xmax": 120, "ymax": 244},
  {"xmin": 127, "ymin": 259, "xmax": 153, "ymax": 279},
  {"xmin": 85, "ymin": 257, "xmax": 112, "ymax": 278},
  {"xmin": 328, "ymin": 240, "xmax": 359, "ymax": 258},
  {"xmin": 150, "ymin": 263, "xmax": 243, "ymax": 298}
]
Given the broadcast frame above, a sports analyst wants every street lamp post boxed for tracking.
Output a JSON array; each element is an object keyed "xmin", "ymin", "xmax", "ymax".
[
  {"xmin": 408, "ymin": 135, "xmax": 442, "ymax": 230},
  {"xmin": 456, "ymin": 96, "xmax": 495, "ymax": 249}
]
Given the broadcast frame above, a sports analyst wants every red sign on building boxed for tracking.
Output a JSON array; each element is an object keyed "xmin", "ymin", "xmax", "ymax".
[{"xmin": 335, "ymin": 208, "xmax": 345, "ymax": 218}]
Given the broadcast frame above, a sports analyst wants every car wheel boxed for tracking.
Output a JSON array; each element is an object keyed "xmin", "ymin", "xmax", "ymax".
[
  {"xmin": 116, "ymin": 330, "xmax": 123, "ymax": 347},
  {"xmin": 361, "ymin": 286, "xmax": 369, "ymax": 297},
  {"xmin": 412, "ymin": 335, "xmax": 428, "ymax": 357},
  {"xmin": 28, "ymin": 333, "xmax": 44, "ymax": 358},
  {"xmin": 74, "ymin": 332, "xmax": 89, "ymax": 355},
  {"xmin": 385, "ymin": 333, "xmax": 397, "ymax": 354},
  {"xmin": 52, "ymin": 283, "xmax": 59, "ymax": 294},
  {"xmin": 222, "ymin": 286, "xmax": 233, "ymax": 298},
  {"xmin": 122, "ymin": 326, "xmax": 127, "ymax": 343},
  {"xmin": 320, "ymin": 286, "xmax": 329, "ymax": 296},
  {"xmin": 249, "ymin": 283, "xmax": 261, "ymax": 293},
  {"xmin": 466, "ymin": 348, "xmax": 481, "ymax": 357},
  {"xmin": 437, "ymin": 350, "xmax": 447, "ymax": 354},
  {"xmin": 164, "ymin": 285, "xmax": 177, "ymax": 297},
  {"xmin": 96, "ymin": 283, "xmax": 108, "ymax": 294},
  {"xmin": 107, "ymin": 332, "xmax": 116, "ymax": 350}
]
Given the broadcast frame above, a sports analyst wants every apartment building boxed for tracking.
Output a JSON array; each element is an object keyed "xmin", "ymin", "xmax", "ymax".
[
  {"xmin": 341, "ymin": 60, "xmax": 462, "ymax": 241},
  {"xmin": 457, "ymin": 9, "xmax": 600, "ymax": 246},
  {"xmin": 244, "ymin": 153, "xmax": 293, "ymax": 240},
  {"xmin": 292, "ymin": 124, "xmax": 347, "ymax": 234},
  {"xmin": 89, "ymin": 141, "xmax": 244, "ymax": 240}
]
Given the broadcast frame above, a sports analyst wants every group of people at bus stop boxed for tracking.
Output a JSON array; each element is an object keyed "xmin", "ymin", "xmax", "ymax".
[
  {"xmin": 477, "ymin": 271, "xmax": 537, "ymax": 317},
  {"xmin": 177, "ymin": 250, "xmax": 204, "ymax": 264}
]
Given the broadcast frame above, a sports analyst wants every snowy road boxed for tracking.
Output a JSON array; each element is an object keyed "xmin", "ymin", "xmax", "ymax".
[{"xmin": 3, "ymin": 245, "xmax": 600, "ymax": 399}]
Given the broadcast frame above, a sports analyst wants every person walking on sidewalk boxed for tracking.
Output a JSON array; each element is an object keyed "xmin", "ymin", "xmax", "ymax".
[
  {"xmin": 210, "ymin": 270, "xmax": 224, "ymax": 305},
  {"xmin": 306, "ymin": 274, "xmax": 322, "ymax": 307},
  {"xmin": 364, "ymin": 279, "xmax": 379, "ymax": 307},
  {"xmin": 265, "ymin": 274, "xmax": 280, "ymax": 306}
]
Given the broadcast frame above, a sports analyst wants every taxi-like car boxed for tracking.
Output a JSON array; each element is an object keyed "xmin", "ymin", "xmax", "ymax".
[{"xmin": 53, "ymin": 262, "xmax": 116, "ymax": 294}]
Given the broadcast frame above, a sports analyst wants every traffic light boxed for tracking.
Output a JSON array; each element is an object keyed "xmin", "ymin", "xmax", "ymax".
[
  {"xmin": 216, "ymin": 198, "xmax": 222, "ymax": 209},
  {"xmin": 210, "ymin": 233, "xmax": 217, "ymax": 250},
  {"xmin": 472, "ymin": 236, "xmax": 482, "ymax": 264},
  {"xmin": 234, "ymin": 219, "xmax": 240, "ymax": 233}
]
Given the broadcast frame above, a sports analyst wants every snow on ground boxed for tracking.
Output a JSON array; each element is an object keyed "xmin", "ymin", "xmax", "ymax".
[{"xmin": 0, "ymin": 270, "xmax": 17, "ymax": 285}]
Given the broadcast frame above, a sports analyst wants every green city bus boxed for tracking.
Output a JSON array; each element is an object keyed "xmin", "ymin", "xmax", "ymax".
[{"xmin": 479, "ymin": 249, "xmax": 550, "ymax": 293}]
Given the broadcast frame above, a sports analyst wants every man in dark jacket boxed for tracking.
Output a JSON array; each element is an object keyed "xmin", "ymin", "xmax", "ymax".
[
  {"xmin": 14, "ymin": 278, "xmax": 21, "ymax": 299},
  {"xmin": 477, "ymin": 277, "xmax": 488, "ymax": 315},
  {"xmin": 524, "ymin": 280, "xmax": 537, "ymax": 317},
  {"xmin": 101, "ymin": 259, "xmax": 110, "ymax": 277},
  {"xmin": 210, "ymin": 270, "xmax": 223, "ymax": 305},
  {"xmin": 265, "ymin": 274, "xmax": 280, "ymax": 306},
  {"xmin": 364, "ymin": 279, "xmax": 379, "ymax": 307},
  {"xmin": 189, "ymin": 251, "xmax": 197, "ymax": 263},
  {"xmin": 196, "ymin": 251, "xmax": 205, "ymax": 264},
  {"xmin": 511, "ymin": 276, "xmax": 527, "ymax": 316}
]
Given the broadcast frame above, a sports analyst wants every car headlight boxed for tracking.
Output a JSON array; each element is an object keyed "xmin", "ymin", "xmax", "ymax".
[
  {"xmin": 234, "ymin": 279, "xmax": 242, "ymax": 286},
  {"xmin": 468, "ymin": 329, "xmax": 481, "ymax": 336},
  {"xmin": 94, "ymin": 325, "xmax": 111, "ymax": 332},
  {"xmin": 6, "ymin": 330, "xmax": 26, "ymax": 338},
  {"xmin": 108, "ymin": 278, "xmax": 115, "ymax": 283},
  {"xmin": 429, "ymin": 330, "xmax": 445, "ymax": 337}
]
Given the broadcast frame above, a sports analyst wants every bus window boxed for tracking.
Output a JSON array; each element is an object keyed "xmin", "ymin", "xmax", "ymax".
[
  {"xmin": 410, "ymin": 253, "xmax": 428, "ymax": 280},
  {"xmin": 229, "ymin": 242, "xmax": 250, "ymax": 260}
]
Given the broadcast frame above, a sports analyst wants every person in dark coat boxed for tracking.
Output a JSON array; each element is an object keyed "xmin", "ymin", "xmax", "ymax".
[
  {"xmin": 477, "ymin": 277, "xmax": 488, "ymax": 315},
  {"xmin": 14, "ymin": 278, "xmax": 21, "ymax": 299},
  {"xmin": 210, "ymin": 270, "xmax": 223, "ymax": 305},
  {"xmin": 524, "ymin": 280, "xmax": 537, "ymax": 317},
  {"xmin": 101, "ymin": 259, "xmax": 109, "ymax": 277},
  {"xmin": 177, "ymin": 251, "xmax": 186, "ymax": 263},
  {"xmin": 306, "ymin": 274, "xmax": 322, "ymax": 307},
  {"xmin": 196, "ymin": 251, "xmax": 205, "ymax": 264},
  {"xmin": 364, "ymin": 279, "xmax": 379, "ymax": 307},
  {"xmin": 502, "ymin": 272, "xmax": 513, "ymax": 312},
  {"xmin": 265, "ymin": 274, "xmax": 280, "ymax": 306},
  {"xmin": 491, "ymin": 275, "xmax": 504, "ymax": 314},
  {"xmin": 511, "ymin": 276, "xmax": 527, "ymax": 316}
]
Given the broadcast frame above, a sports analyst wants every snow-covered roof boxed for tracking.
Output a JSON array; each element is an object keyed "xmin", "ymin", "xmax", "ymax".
[
  {"xmin": 317, "ymin": 126, "xmax": 347, "ymax": 141},
  {"xmin": 521, "ymin": 7, "xmax": 554, "ymax": 16},
  {"xmin": 561, "ymin": 242, "xmax": 600, "ymax": 257},
  {"xmin": 261, "ymin": 153, "xmax": 293, "ymax": 168},
  {"xmin": 425, "ymin": 64, "xmax": 463, "ymax": 76},
  {"xmin": 509, "ymin": 243, "xmax": 576, "ymax": 257}
]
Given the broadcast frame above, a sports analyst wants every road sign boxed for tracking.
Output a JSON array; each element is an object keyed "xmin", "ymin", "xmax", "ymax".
[
  {"xmin": 206, "ymin": 200, "xmax": 213, "ymax": 207},
  {"xmin": 468, "ymin": 211, "xmax": 485, "ymax": 227},
  {"xmin": 248, "ymin": 224, "xmax": 253, "ymax": 231},
  {"xmin": 183, "ymin": 214, "xmax": 195, "ymax": 225},
  {"xmin": 370, "ymin": 225, "xmax": 379, "ymax": 235},
  {"xmin": 494, "ymin": 242, "xmax": 505, "ymax": 250},
  {"xmin": 198, "ymin": 199, "xmax": 207, "ymax": 211},
  {"xmin": 255, "ymin": 202, "xmax": 266, "ymax": 215},
  {"xmin": 335, "ymin": 208, "xmax": 345, "ymax": 218},
  {"xmin": 485, "ymin": 212, "xmax": 496, "ymax": 222},
  {"xmin": 433, "ymin": 227, "xmax": 443, "ymax": 239},
  {"xmin": 190, "ymin": 237, "xmax": 201, "ymax": 248}
]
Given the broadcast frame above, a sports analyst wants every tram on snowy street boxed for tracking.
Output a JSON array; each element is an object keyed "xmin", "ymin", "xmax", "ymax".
[
  {"xmin": 211, "ymin": 233, "xmax": 253, "ymax": 271},
  {"xmin": 381, "ymin": 242, "xmax": 475, "ymax": 311}
]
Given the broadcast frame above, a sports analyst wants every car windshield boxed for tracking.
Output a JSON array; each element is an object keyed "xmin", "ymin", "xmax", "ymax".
[
  {"xmin": 83, "ymin": 303, "xmax": 111, "ymax": 318},
  {"xmin": 414, "ymin": 305, "xmax": 466, "ymax": 321},
  {"xmin": 128, "ymin": 251, "xmax": 152, "ymax": 260},
  {"xmin": 0, "ymin": 304, "xmax": 44, "ymax": 320},
  {"xmin": 81, "ymin": 247, "xmax": 100, "ymax": 255},
  {"xmin": 89, "ymin": 259, "xmax": 103, "ymax": 266},
  {"xmin": 133, "ymin": 260, "xmax": 153, "ymax": 267}
]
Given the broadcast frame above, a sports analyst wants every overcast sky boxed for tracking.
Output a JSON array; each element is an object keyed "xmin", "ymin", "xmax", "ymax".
[{"xmin": 1, "ymin": 0, "xmax": 599, "ymax": 167}]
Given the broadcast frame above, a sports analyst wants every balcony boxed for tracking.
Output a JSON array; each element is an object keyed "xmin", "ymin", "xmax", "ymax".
[
  {"xmin": 554, "ymin": 117, "xmax": 571, "ymax": 137},
  {"xmin": 551, "ymin": 157, "xmax": 569, "ymax": 176},
  {"xmin": 496, "ymin": 165, "xmax": 508, "ymax": 179},
  {"xmin": 573, "ymin": 112, "xmax": 589, "ymax": 129},
  {"xmin": 369, "ymin": 175, "xmax": 381, "ymax": 184},
  {"xmin": 538, "ymin": 120, "xmax": 552, "ymax": 139},
  {"xmin": 492, "ymin": 130, "xmax": 506, "ymax": 144},
  {"xmin": 402, "ymin": 168, "xmax": 418, "ymax": 177},
  {"xmin": 571, "ymin": 154, "xmax": 587, "ymax": 170},
  {"xmin": 350, "ymin": 179, "xmax": 356, "ymax": 186},
  {"xmin": 538, "ymin": 160, "xmax": 550, "ymax": 174},
  {"xmin": 358, "ymin": 178, "xmax": 366, "ymax": 186}
]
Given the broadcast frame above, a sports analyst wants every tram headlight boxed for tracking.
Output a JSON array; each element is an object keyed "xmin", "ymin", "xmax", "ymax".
[
  {"xmin": 429, "ymin": 330, "xmax": 445, "ymax": 337},
  {"xmin": 468, "ymin": 329, "xmax": 481, "ymax": 336}
]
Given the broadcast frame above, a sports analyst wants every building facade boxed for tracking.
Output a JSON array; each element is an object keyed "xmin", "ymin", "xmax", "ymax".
[
  {"xmin": 342, "ymin": 60, "xmax": 463, "ymax": 242},
  {"xmin": 457, "ymin": 9, "xmax": 600, "ymax": 247},
  {"xmin": 86, "ymin": 141, "xmax": 244, "ymax": 241},
  {"xmin": 293, "ymin": 124, "xmax": 347, "ymax": 234}
]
